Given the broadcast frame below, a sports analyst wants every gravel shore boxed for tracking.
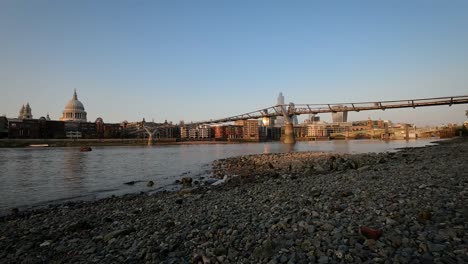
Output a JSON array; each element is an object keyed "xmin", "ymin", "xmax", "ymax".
[{"xmin": 1, "ymin": 138, "xmax": 467, "ymax": 263}]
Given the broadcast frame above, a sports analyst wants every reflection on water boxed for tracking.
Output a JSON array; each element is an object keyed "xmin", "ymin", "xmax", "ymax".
[
  {"xmin": 0, "ymin": 139, "xmax": 439, "ymax": 213},
  {"xmin": 331, "ymin": 141, "xmax": 350, "ymax": 153},
  {"xmin": 63, "ymin": 150, "xmax": 86, "ymax": 191},
  {"xmin": 263, "ymin": 143, "xmax": 270, "ymax": 154}
]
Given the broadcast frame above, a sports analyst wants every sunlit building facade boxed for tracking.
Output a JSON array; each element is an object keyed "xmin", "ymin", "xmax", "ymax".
[{"xmin": 60, "ymin": 90, "xmax": 87, "ymax": 122}]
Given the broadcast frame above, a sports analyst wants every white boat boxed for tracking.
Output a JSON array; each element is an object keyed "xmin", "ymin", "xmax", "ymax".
[{"xmin": 29, "ymin": 144, "xmax": 49, "ymax": 147}]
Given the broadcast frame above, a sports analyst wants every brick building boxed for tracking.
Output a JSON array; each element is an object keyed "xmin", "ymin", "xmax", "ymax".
[{"xmin": 235, "ymin": 120, "xmax": 261, "ymax": 140}]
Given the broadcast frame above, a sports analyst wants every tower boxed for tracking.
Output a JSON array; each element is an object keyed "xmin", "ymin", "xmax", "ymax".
[
  {"xmin": 275, "ymin": 92, "xmax": 285, "ymax": 127},
  {"xmin": 18, "ymin": 105, "xmax": 25, "ymax": 119},
  {"xmin": 277, "ymin": 92, "xmax": 285, "ymax": 105},
  {"xmin": 24, "ymin": 103, "xmax": 32, "ymax": 119},
  {"xmin": 18, "ymin": 103, "xmax": 33, "ymax": 119}
]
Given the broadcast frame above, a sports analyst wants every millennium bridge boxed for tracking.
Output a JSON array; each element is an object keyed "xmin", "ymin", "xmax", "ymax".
[{"xmin": 145, "ymin": 95, "xmax": 468, "ymax": 144}]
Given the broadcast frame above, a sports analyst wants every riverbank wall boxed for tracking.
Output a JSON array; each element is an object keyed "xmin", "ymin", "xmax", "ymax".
[
  {"xmin": 0, "ymin": 138, "xmax": 175, "ymax": 148},
  {"xmin": 0, "ymin": 138, "xmax": 466, "ymax": 263}
]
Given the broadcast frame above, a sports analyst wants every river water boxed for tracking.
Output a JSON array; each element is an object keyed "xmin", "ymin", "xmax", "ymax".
[{"xmin": 0, "ymin": 139, "xmax": 438, "ymax": 214}]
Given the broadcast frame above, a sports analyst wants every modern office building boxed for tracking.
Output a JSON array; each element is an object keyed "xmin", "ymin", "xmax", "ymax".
[
  {"xmin": 275, "ymin": 92, "xmax": 285, "ymax": 127},
  {"xmin": 331, "ymin": 109, "xmax": 348, "ymax": 123}
]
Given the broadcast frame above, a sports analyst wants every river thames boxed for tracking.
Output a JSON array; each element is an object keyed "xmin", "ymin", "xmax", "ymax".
[{"xmin": 0, "ymin": 139, "xmax": 439, "ymax": 214}]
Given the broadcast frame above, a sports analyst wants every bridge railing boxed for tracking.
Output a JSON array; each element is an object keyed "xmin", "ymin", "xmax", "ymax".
[
  {"xmin": 293, "ymin": 95, "xmax": 468, "ymax": 114},
  {"xmin": 191, "ymin": 95, "xmax": 468, "ymax": 125}
]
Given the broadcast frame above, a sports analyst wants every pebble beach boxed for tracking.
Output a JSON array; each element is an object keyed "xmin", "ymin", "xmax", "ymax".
[{"xmin": 1, "ymin": 138, "xmax": 467, "ymax": 263}]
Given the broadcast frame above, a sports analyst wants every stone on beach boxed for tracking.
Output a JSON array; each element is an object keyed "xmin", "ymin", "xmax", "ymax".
[{"xmin": 181, "ymin": 177, "xmax": 193, "ymax": 186}]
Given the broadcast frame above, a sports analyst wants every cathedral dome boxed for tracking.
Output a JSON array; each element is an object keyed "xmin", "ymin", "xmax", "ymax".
[
  {"xmin": 64, "ymin": 97, "xmax": 85, "ymax": 111},
  {"xmin": 60, "ymin": 90, "xmax": 87, "ymax": 122}
]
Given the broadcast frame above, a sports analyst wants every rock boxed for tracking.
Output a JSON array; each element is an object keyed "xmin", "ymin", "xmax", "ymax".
[
  {"xmin": 347, "ymin": 160, "xmax": 358, "ymax": 169},
  {"xmin": 427, "ymin": 242, "xmax": 446, "ymax": 252},
  {"xmin": 363, "ymin": 239, "xmax": 377, "ymax": 247},
  {"xmin": 418, "ymin": 210, "xmax": 432, "ymax": 222},
  {"xmin": 211, "ymin": 179, "xmax": 225, "ymax": 186},
  {"xmin": 39, "ymin": 240, "xmax": 51, "ymax": 247},
  {"xmin": 360, "ymin": 226, "xmax": 383, "ymax": 240},
  {"xmin": 385, "ymin": 217, "xmax": 398, "ymax": 226},
  {"xmin": 344, "ymin": 254, "xmax": 354, "ymax": 262},
  {"xmin": 341, "ymin": 190, "xmax": 353, "ymax": 197},
  {"xmin": 179, "ymin": 187, "xmax": 197, "ymax": 194},
  {"xmin": 104, "ymin": 227, "xmax": 136, "ymax": 242},
  {"xmin": 84, "ymin": 247, "xmax": 96, "ymax": 254},
  {"xmin": 310, "ymin": 188, "xmax": 321, "ymax": 197},
  {"xmin": 181, "ymin": 177, "xmax": 193, "ymax": 186},
  {"xmin": 335, "ymin": 250, "xmax": 344, "ymax": 259},
  {"xmin": 67, "ymin": 220, "xmax": 93, "ymax": 232},
  {"xmin": 204, "ymin": 178, "xmax": 218, "ymax": 185},
  {"xmin": 253, "ymin": 239, "xmax": 275, "ymax": 259},
  {"xmin": 214, "ymin": 247, "xmax": 227, "ymax": 256},
  {"xmin": 387, "ymin": 235, "xmax": 402, "ymax": 247},
  {"xmin": 202, "ymin": 255, "xmax": 211, "ymax": 264},
  {"xmin": 147, "ymin": 181, "xmax": 154, "ymax": 187},
  {"xmin": 318, "ymin": 256, "xmax": 329, "ymax": 263},
  {"xmin": 321, "ymin": 223, "xmax": 335, "ymax": 231},
  {"xmin": 357, "ymin": 165, "xmax": 370, "ymax": 172},
  {"xmin": 314, "ymin": 164, "xmax": 326, "ymax": 173},
  {"xmin": 165, "ymin": 220, "xmax": 175, "ymax": 228}
]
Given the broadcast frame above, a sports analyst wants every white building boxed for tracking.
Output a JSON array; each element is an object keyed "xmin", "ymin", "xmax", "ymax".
[
  {"xmin": 60, "ymin": 90, "xmax": 87, "ymax": 122},
  {"xmin": 197, "ymin": 125, "xmax": 212, "ymax": 138}
]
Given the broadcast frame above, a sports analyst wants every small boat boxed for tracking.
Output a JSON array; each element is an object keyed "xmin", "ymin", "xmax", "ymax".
[
  {"xmin": 29, "ymin": 144, "xmax": 49, "ymax": 147},
  {"xmin": 80, "ymin": 146, "xmax": 92, "ymax": 152}
]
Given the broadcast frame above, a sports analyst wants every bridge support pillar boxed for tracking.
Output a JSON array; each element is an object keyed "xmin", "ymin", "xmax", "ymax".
[
  {"xmin": 283, "ymin": 123, "xmax": 296, "ymax": 144},
  {"xmin": 405, "ymin": 124, "xmax": 410, "ymax": 141},
  {"xmin": 147, "ymin": 135, "xmax": 153, "ymax": 145}
]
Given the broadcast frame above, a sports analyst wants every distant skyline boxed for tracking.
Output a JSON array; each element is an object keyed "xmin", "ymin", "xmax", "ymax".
[{"xmin": 1, "ymin": 0, "xmax": 468, "ymax": 126}]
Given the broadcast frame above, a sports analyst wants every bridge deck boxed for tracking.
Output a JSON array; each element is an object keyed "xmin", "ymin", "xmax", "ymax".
[{"xmin": 192, "ymin": 95, "xmax": 468, "ymax": 125}]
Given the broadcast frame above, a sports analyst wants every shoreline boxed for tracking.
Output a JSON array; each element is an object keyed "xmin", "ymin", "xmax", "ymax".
[
  {"xmin": 1, "ymin": 138, "xmax": 467, "ymax": 263},
  {"xmin": 0, "ymin": 138, "xmax": 240, "ymax": 148},
  {"xmin": 0, "ymin": 137, "xmax": 444, "ymax": 148}
]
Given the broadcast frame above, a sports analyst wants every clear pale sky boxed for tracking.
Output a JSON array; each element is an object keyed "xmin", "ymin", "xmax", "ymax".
[{"xmin": 1, "ymin": 0, "xmax": 467, "ymax": 126}]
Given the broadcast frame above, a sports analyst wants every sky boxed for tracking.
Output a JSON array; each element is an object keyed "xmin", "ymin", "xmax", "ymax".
[{"xmin": 1, "ymin": 0, "xmax": 467, "ymax": 126}]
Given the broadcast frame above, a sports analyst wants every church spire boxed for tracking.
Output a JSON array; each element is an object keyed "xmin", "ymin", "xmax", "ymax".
[
  {"xmin": 73, "ymin": 89, "xmax": 78, "ymax": 100},
  {"xmin": 19, "ymin": 104, "xmax": 25, "ymax": 118}
]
